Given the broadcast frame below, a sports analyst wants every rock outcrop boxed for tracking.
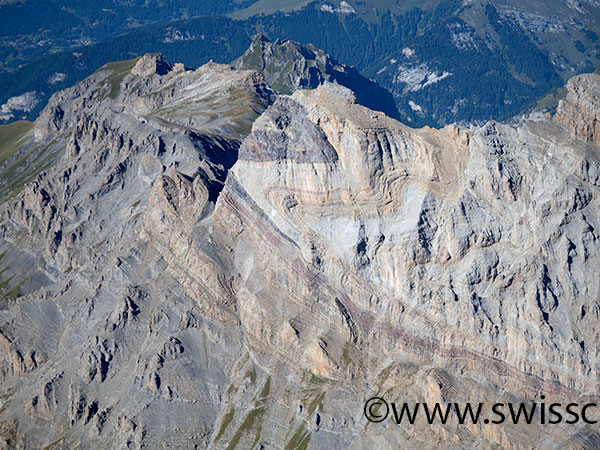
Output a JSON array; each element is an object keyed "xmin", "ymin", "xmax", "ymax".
[
  {"xmin": 233, "ymin": 34, "xmax": 400, "ymax": 121},
  {"xmin": 555, "ymin": 72, "xmax": 600, "ymax": 142},
  {"xmin": 210, "ymin": 82, "xmax": 600, "ymax": 448},
  {"xmin": 0, "ymin": 42, "xmax": 600, "ymax": 449}
]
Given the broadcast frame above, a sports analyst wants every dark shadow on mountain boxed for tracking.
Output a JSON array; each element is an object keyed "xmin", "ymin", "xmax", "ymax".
[
  {"xmin": 329, "ymin": 65, "xmax": 401, "ymax": 121},
  {"xmin": 187, "ymin": 131, "xmax": 240, "ymax": 203}
]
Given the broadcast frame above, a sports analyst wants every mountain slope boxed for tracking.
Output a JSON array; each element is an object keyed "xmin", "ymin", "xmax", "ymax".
[{"xmin": 0, "ymin": 53, "xmax": 272, "ymax": 448}]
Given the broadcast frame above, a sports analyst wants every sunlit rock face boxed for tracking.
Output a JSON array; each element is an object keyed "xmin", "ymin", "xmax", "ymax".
[
  {"xmin": 0, "ymin": 45, "xmax": 600, "ymax": 449},
  {"xmin": 213, "ymin": 81, "xmax": 600, "ymax": 447},
  {"xmin": 556, "ymin": 72, "xmax": 600, "ymax": 143}
]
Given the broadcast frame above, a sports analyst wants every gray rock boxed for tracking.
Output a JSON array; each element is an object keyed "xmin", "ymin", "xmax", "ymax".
[{"xmin": 0, "ymin": 45, "xmax": 599, "ymax": 449}]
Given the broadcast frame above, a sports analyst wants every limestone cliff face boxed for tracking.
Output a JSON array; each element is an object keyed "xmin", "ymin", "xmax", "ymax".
[
  {"xmin": 211, "ymin": 83, "xmax": 600, "ymax": 448},
  {"xmin": 556, "ymin": 72, "xmax": 600, "ymax": 142},
  {"xmin": 1, "ymin": 45, "xmax": 600, "ymax": 449}
]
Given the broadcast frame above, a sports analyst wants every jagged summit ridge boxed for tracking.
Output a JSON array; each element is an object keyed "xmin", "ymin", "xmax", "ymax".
[{"xmin": 233, "ymin": 34, "xmax": 401, "ymax": 121}]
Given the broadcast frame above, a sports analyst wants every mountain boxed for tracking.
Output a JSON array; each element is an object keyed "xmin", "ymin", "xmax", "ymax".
[
  {"xmin": 247, "ymin": 0, "xmax": 599, "ymax": 125},
  {"xmin": 0, "ymin": 53, "xmax": 272, "ymax": 448},
  {"xmin": 232, "ymin": 34, "xmax": 400, "ymax": 120},
  {"xmin": 1, "ymin": 0, "xmax": 600, "ymax": 127},
  {"xmin": 1, "ymin": 41, "xmax": 600, "ymax": 448}
]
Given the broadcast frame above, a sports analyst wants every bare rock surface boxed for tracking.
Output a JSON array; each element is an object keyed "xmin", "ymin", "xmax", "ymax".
[
  {"xmin": 0, "ymin": 43, "xmax": 600, "ymax": 449},
  {"xmin": 0, "ymin": 52, "xmax": 271, "ymax": 448},
  {"xmin": 556, "ymin": 72, "xmax": 600, "ymax": 142}
]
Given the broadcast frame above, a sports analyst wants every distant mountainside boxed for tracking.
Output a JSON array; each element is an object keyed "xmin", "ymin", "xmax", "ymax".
[
  {"xmin": 1, "ymin": 0, "xmax": 599, "ymax": 127},
  {"xmin": 0, "ymin": 0, "xmax": 259, "ymax": 74}
]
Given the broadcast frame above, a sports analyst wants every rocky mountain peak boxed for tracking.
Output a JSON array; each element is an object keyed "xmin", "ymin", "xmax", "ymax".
[
  {"xmin": 131, "ymin": 53, "xmax": 174, "ymax": 78},
  {"xmin": 233, "ymin": 34, "xmax": 332, "ymax": 92},
  {"xmin": 233, "ymin": 34, "xmax": 401, "ymax": 120},
  {"xmin": 555, "ymin": 72, "xmax": 600, "ymax": 142}
]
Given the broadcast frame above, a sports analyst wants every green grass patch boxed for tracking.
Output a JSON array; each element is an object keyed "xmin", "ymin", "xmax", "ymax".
[
  {"xmin": 340, "ymin": 342, "xmax": 351, "ymax": 366},
  {"xmin": 94, "ymin": 57, "xmax": 142, "ymax": 100},
  {"xmin": 284, "ymin": 424, "xmax": 311, "ymax": 450},
  {"xmin": 259, "ymin": 376, "xmax": 271, "ymax": 399},
  {"xmin": 309, "ymin": 373, "xmax": 327, "ymax": 385},
  {"xmin": 243, "ymin": 368, "xmax": 256, "ymax": 384},
  {"xmin": 96, "ymin": 236, "xmax": 108, "ymax": 249},
  {"xmin": 226, "ymin": 381, "xmax": 238, "ymax": 396},
  {"xmin": 534, "ymin": 86, "xmax": 567, "ymax": 113},
  {"xmin": 145, "ymin": 80, "xmax": 177, "ymax": 96},
  {"xmin": 7, "ymin": 277, "xmax": 27, "ymax": 300},
  {"xmin": 214, "ymin": 409, "xmax": 235, "ymax": 443},
  {"xmin": 0, "ymin": 142, "xmax": 63, "ymax": 201},
  {"xmin": 224, "ymin": 377, "xmax": 271, "ymax": 450},
  {"xmin": 0, "ymin": 121, "xmax": 34, "ymax": 166},
  {"xmin": 307, "ymin": 391, "xmax": 324, "ymax": 416},
  {"xmin": 376, "ymin": 364, "xmax": 395, "ymax": 388},
  {"xmin": 230, "ymin": 0, "xmax": 312, "ymax": 20},
  {"xmin": 41, "ymin": 436, "xmax": 65, "ymax": 450},
  {"xmin": 0, "ymin": 274, "xmax": 14, "ymax": 290},
  {"xmin": 225, "ymin": 407, "xmax": 265, "ymax": 450}
]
